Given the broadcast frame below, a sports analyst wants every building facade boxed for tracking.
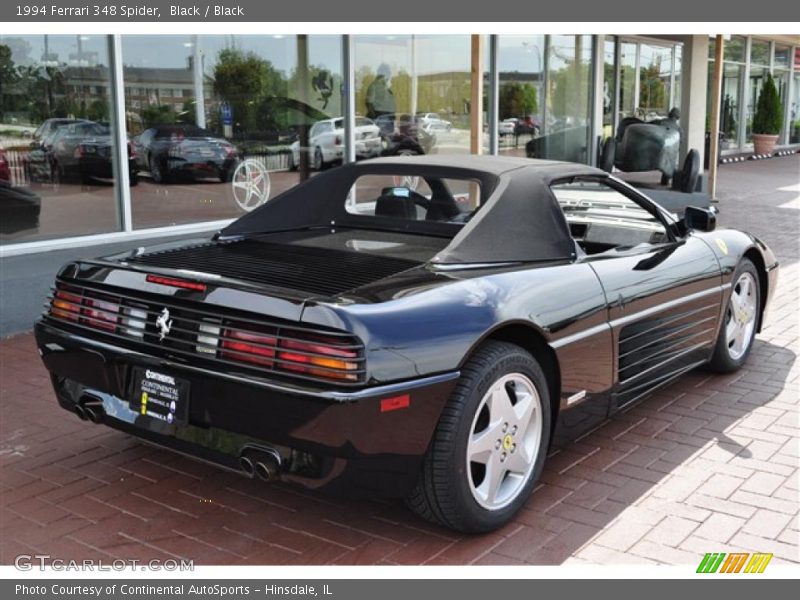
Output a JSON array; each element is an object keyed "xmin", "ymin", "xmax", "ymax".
[{"xmin": 0, "ymin": 33, "xmax": 797, "ymax": 253}]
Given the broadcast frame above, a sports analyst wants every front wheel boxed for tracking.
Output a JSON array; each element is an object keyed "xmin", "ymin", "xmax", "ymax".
[
  {"xmin": 707, "ymin": 258, "xmax": 761, "ymax": 372},
  {"xmin": 406, "ymin": 340, "xmax": 551, "ymax": 533}
]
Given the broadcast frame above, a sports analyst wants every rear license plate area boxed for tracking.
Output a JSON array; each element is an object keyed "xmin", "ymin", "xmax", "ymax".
[{"xmin": 129, "ymin": 367, "xmax": 189, "ymax": 429}]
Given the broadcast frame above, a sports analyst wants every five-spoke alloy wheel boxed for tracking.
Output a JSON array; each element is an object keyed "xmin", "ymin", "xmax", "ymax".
[{"xmin": 407, "ymin": 340, "xmax": 551, "ymax": 533}]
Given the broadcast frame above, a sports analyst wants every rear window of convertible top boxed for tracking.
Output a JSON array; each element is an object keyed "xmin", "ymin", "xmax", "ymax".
[{"xmin": 345, "ymin": 174, "xmax": 481, "ymax": 224}]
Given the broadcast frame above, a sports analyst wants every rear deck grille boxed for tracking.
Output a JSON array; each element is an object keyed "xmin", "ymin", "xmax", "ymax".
[
  {"xmin": 125, "ymin": 239, "xmax": 420, "ymax": 296},
  {"xmin": 44, "ymin": 279, "xmax": 366, "ymax": 387}
]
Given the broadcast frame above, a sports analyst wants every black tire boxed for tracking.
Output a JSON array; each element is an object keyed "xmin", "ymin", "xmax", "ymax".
[
  {"xmin": 219, "ymin": 166, "xmax": 233, "ymax": 183},
  {"xmin": 406, "ymin": 340, "xmax": 552, "ymax": 533},
  {"xmin": 707, "ymin": 258, "xmax": 761, "ymax": 372},
  {"xmin": 150, "ymin": 157, "xmax": 165, "ymax": 184},
  {"xmin": 600, "ymin": 137, "xmax": 615, "ymax": 173},
  {"xmin": 129, "ymin": 171, "xmax": 139, "ymax": 186},
  {"xmin": 313, "ymin": 147, "xmax": 324, "ymax": 170}
]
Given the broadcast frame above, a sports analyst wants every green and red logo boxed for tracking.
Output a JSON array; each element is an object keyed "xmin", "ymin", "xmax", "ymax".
[{"xmin": 696, "ymin": 552, "xmax": 773, "ymax": 574}]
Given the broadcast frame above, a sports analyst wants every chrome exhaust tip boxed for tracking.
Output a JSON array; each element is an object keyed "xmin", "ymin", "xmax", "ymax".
[
  {"xmin": 254, "ymin": 459, "xmax": 279, "ymax": 482},
  {"xmin": 78, "ymin": 395, "xmax": 105, "ymax": 424},
  {"xmin": 240, "ymin": 446, "xmax": 282, "ymax": 482},
  {"xmin": 239, "ymin": 455, "xmax": 255, "ymax": 477},
  {"xmin": 74, "ymin": 403, "xmax": 88, "ymax": 421}
]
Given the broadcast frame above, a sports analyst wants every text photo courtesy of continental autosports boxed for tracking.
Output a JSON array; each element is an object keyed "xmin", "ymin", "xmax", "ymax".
[{"xmin": 0, "ymin": 6, "xmax": 798, "ymax": 576}]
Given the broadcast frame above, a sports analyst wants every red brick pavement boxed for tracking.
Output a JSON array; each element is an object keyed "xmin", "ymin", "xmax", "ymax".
[{"xmin": 1, "ymin": 156, "xmax": 798, "ymax": 566}]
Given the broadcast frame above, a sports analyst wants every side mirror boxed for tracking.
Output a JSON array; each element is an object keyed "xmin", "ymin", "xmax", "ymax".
[{"xmin": 684, "ymin": 205, "xmax": 716, "ymax": 232}]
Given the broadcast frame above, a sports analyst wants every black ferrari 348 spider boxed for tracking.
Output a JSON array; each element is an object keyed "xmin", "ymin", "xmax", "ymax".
[{"xmin": 35, "ymin": 155, "xmax": 778, "ymax": 532}]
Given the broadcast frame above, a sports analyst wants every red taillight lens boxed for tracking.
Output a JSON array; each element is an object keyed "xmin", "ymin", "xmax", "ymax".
[
  {"xmin": 127, "ymin": 141, "xmax": 136, "ymax": 159},
  {"xmin": 277, "ymin": 336, "xmax": 359, "ymax": 381},
  {"xmin": 51, "ymin": 289, "xmax": 81, "ymax": 322},
  {"xmin": 82, "ymin": 297, "xmax": 119, "ymax": 331},
  {"xmin": 221, "ymin": 328, "xmax": 277, "ymax": 367}
]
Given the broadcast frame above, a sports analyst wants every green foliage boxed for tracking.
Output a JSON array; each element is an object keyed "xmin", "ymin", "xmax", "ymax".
[
  {"xmin": 141, "ymin": 104, "xmax": 177, "ymax": 128},
  {"xmin": 211, "ymin": 47, "xmax": 287, "ymax": 134},
  {"xmin": 87, "ymin": 98, "xmax": 109, "ymax": 122},
  {"xmin": 638, "ymin": 64, "xmax": 667, "ymax": 113},
  {"xmin": 550, "ymin": 60, "xmax": 590, "ymax": 120},
  {"xmin": 177, "ymin": 97, "xmax": 197, "ymax": 125},
  {"xmin": 752, "ymin": 73, "xmax": 783, "ymax": 135},
  {"xmin": 499, "ymin": 80, "xmax": 538, "ymax": 119}
]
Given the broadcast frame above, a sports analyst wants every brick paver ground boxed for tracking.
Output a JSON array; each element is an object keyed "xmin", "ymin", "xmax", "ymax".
[{"xmin": 1, "ymin": 156, "xmax": 798, "ymax": 566}]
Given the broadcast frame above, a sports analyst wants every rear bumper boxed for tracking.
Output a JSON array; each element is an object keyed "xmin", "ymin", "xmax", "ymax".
[{"xmin": 34, "ymin": 320, "xmax": 457, "ymax": 497}]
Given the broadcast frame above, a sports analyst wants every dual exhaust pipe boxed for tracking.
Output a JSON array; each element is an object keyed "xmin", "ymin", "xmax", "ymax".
[
  {"xmin": 74, "ymin": 394, "xmax": 104, "ymax": 424},
  {"xmin": 239, "ymin": 447, "xmax": 282, "ymax": 482},
  {"xmin": 73, "ymin": 396, "xmax": 280, "ymax": 481}
]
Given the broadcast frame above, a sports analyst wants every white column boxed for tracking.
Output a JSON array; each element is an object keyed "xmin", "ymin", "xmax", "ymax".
[
  {"xmin": 342, "ymin": 35, "xmax": 356, "ymax": 164},
  {"xmin": 679, "ymin": 35, "xmax": 709, "ymax": 175},
  {"xmin": 488, "ymin": 34, "xmax": 499, "ymax": 155},
  {"xmin": 192, "ymin": 35, "xmax": 205, "ymax": 128},
  {"xmin": 590, "ymin": 35, "xmax": 605, "ymax": 166},
  {"xmin": 108, "ymin": 34, "xmax": 132, "ymax": 232}
]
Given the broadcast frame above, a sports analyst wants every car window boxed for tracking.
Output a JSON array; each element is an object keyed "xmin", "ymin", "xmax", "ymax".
[
  {"xmin": 551, "ymin": 179, "xmax": 669, "ymax": 255},
  {"xmin": 346, "ymin": 174, "xmax": 481, "ymax": 224}
]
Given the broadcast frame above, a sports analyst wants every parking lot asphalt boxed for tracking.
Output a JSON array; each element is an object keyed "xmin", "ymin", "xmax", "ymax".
[{"xmin": 0, "ymin": 155, "xmax": 797, "ymax": 566}]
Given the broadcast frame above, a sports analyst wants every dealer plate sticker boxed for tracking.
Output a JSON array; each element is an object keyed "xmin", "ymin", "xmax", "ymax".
[{"xmin": 130, "ymin": 368, "xmax": 189, "ymax": 427}]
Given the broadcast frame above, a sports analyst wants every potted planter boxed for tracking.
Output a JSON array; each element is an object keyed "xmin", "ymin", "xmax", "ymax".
[{"xmin": 751, "ymin": 73, "xmax": 784, "ymax": 155}]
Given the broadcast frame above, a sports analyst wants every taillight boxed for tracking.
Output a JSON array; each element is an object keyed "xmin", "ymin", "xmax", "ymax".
[
  {"xmin": 120, "ymin": 306, "xmax": 147, "ymax": 338},
  {"xmin": 221, "ymin": 327, "xmax": 277, "ymax": 367},
  {"xmin": 214, "ymin": 323, "xmax": 361, "ymax": 382},
  {"xmin": 82, "ymin": 297, "xmax": 119, "ymax": 331},
  {"xmin": 335, "ymin": 135, "xmax": 342, "ymax": 146},
  {"xmin": 127, "ymin": 141, "xmax": 136, "ymax": 159},
  {"xmin": 277, "ymin": 335, "xmax": 359, "ymax": 381},
  {"xmin": 51, "ymin": 289, "xmax": 81, "ymax": 322},
  {"xmin": 146, "ymin": 274, "xmax": 206, "ymax": 292}
]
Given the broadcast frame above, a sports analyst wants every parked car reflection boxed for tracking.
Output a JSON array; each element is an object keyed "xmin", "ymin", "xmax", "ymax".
[
  {"xmin": 133, "ymin": 125, "xmax": 240, "ymax": 184},
  {"xmin": 26, "ymin": 121, "xmax": 138, "ymax": 186},
  {"xmin": 0, "ymin": 179, "xmax": 41, "ymax": 235},
  {"xmin": 289, "ymin": 117, "xmax": 381, "ymax": 170},
  {"xmin": 376, "ymin": 113, "xmax": 436, "ymax": 157}
]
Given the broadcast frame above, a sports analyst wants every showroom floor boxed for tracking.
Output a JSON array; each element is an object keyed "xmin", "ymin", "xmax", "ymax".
[{"xmin": 0, "ymin": 155, "xmax": 798, "ymax": 566}]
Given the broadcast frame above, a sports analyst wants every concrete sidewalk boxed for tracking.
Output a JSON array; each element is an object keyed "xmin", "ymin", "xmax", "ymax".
[{"xmin": 0, "ymin": 156, "xmax": 797, "ymax": 566}]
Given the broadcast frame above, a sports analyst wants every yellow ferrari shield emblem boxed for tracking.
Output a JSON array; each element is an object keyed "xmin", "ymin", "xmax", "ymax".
[{"xmin": 502, "ymin": 434, "xmax": 514, "ymax": 451}]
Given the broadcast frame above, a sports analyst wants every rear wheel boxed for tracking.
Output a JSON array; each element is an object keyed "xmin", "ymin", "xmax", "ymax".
[
  {"xmin": 313, "ymin": 147, "xmax": 324, "ymax": 170},
  {"xmin": 707, "ymin": 258, "xmax": 760, "ymax": 372},
  {"xmin": 150, "ymin": 157, "xmax": 165, "ymax": 184},
  {"xmin": 406, "ymin": 340, "xmax": 551, "ymax": 533}
]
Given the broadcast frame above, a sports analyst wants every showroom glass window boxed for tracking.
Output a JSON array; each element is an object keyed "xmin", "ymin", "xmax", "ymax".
[
  {"xmin": 495, "ymin": 35, "xmax": 545, "ymax": 158},
  {"xmin": 121, "ymin": 35, "xmax": 343, "ymax": 229},
  {"xmin": 772, "ymin": 45, "xmax": 791, "ymax": 144},
  {"xmin": 0, "ymin": 35, "xmax": 122, "ymax": 244},
  {"xmin": 353, "ymin": 35, "xmax": 473, "ymax": 158},
  {"xmin": 496, "ymin": 35, "xmax": 593, "ymax": 164},
  {"xmin": 717, "ymin": 36, "xmax": 746, "ymax": 150},
  {"xmin": 746, "ymin": 39, "xmax": 771, "ymax": 144}
]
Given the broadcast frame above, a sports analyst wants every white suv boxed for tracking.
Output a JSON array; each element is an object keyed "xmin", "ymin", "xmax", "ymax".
[{"xmin": 290, "ymin": 117, "xmax": 381, "ymax": 169}]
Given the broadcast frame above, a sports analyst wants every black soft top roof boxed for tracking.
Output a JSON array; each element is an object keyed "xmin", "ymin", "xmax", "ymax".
[{"xmin": 220, "ymin": 155, "xmax": 608, "ymax": 264}]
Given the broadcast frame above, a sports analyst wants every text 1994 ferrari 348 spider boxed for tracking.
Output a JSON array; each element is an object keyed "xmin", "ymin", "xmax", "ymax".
[{"xmin": 35, "ymin": 155, "xmax": 778, "ymax": 532}]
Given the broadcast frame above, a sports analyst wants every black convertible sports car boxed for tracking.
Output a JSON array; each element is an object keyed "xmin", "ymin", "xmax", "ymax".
[{"xmin": 35, "ymin": 155, "xmax": 778, "ymax": 532}]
